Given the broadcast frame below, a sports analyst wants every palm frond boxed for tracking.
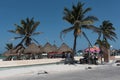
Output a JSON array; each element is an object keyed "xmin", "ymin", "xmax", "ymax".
[
  {"xmin": 83, "ymin": 16, "xmax": 98, "ymax": 23},
  {"xmin": 5, "ymin": 43, "xmax": 14, "ymax": 50},
  {"xmin": 95, "ymin": 39, "xmax": 100, "ymax": 46},
  {"xmin": 81, "ymin": 20, "xmax": 94, "ymax": 25},
  {"xmin": 32, "ymin": 32, "xmax": 43, "ymax": 36},
  {"xmin": 60, "ymin": 26, "xmax": 74, "ymax": 40},
  {"xmin": 30, "ymin": 22, "xmax": 40, "ymax": 34},
  {"xmin": 82, "ymin": 25, "xmax": 99, "ymax": 31},
  {"xmin": 21, "ymin": 19, "xmax": 26, "ymax": 27},
  {"xmin": 14, "ymin": 36, "xmax": 23, "ymax": 39},
  {"xmin": 14, "ymin": 24, "xmax": 25, "ymax": 35},
  {"xmin": 10, "ymin": 36, "xmax": 23, "ymax": 41},
  {"xmin": 63, "ymin": 8, "xmax": 74, "ymax": 24},
  {"xmin": 32, "ymin": 38, "xmax": 40, "ymax": 45},
  {"xmin": 8, "ymin": 30, "xmax": 16, "ymax": 33},
  {"xmin": 83, "ymin": 8, "xmax": 92, "ymax": 14},
  {"xmin": 64, "ymin": 7, "xmax": 71, "ymax": 14},
  {"xmin": 61, "ymin": 26, "xmax": 74, "ymax": 34},
  {"xmin": 26, "ymin": 17, "xmax": 30, "ymax": 23}
]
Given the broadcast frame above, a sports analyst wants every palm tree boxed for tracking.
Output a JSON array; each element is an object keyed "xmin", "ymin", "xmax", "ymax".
[
  {"xmin": 95, "ymin": 20, "xmax": 117, "ymax": 62},
  {"xmin": 5, "ymin": 43, "xmax": 14, "ymax": 50},
  {"xmin": 9, "ymin": 18, "xmax": 41, "ymax": 48},
  {"xmin": 61, "ymin": 2, "xmax": 98, "ymax": 60}
]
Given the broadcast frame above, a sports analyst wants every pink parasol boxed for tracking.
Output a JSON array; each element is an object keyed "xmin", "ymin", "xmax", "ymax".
[{"xmin": 85, "ymin": 46, "xmax": 100, "ymax": 53}]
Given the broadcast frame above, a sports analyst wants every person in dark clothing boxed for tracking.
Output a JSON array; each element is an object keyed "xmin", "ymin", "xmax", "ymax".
[{"xmin": 62, "ymin": 52, "xmax": 65, "ymax": 58}]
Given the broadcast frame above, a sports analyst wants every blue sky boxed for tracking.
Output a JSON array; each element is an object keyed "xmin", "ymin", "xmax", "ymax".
[{"xmin": 0, "ymin": 0, "xmax": 120, "ymax": 53}]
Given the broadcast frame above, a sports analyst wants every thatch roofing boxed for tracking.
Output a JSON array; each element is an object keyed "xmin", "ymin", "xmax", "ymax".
[
  {"xmin": 3, "ymin": 50, "xmax": 11, "ymax": 57},
  {"xmin": 3, "ymin": 45, "xmax": 25, "ymax": 56},
  {"xmin": 57, "ymin": 43, "xmax": 72, "ymax": 53},
  {"xmin": 51, "ymin": 44, "xmax": 58, "ymax": 52},
  {"xmin": 3, "ymin": 49, "xmax": 17, "ymax": 57},
  {"xmin": 24, "ymin": 43, "xmax": 43, "ymax": 54},
  {"xmin": 3, "ymin": 42, "xmax": 73, "ymax": 56},
  {"xmin": 42, "ymin": 42, "xmax": 53, "ymax": 53}
]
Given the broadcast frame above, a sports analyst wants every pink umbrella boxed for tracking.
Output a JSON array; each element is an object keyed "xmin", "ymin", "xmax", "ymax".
[{"xmin": 85, "ymin": 46, "xmax": 100, "ymax": 53}]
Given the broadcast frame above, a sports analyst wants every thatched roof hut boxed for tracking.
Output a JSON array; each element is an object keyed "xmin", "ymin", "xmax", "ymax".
[
  {"xmin": 57, "ymin": 43, "xmax": 72, "ymax": 53},
  {"xmin": 24, "ymin": 43, "xmax": 43, "ymax": 54},
  {"xmin": 42, "ymin": 42, "xmax": 53, "ymax": 53}
]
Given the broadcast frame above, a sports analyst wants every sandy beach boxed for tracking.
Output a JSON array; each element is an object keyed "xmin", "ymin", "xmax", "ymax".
[
  {"xmin": 0, "ymin": 56, "xmax": 117, "ymax": 80},
  {"xmin": 0, "ymin": 62, "xmax": 100, "ymax": 79},
  {"xmin": 0, "ymin": 62, "xmax": 120, "ymax": 80}
]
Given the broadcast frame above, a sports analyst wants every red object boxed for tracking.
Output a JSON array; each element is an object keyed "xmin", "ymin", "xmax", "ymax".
[{"xmin": 48, "ymin": 52, "xmax": 62, "ymax": 54}]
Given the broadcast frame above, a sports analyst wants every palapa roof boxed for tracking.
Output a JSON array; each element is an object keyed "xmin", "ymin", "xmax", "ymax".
[
  {"xmin": 57, "ymin": 43, "xmax": 72, "ymax": 53},
  {"xmin": 24, "ymin": 43, "xmax": 43, "ymax": 54},
  {"xmin": 3, "ymin": 44, "xmax": 25, "ymax": 56},
  {"xmin": 51, "ymin": 44, "xmax": 58, "ymax": 52},
  {"xmin": 42, "ymin": 42, "xmax": 53, "ymax": 53},
  {"xmin": 3, "ymin": 49, "xmax": 18, "ymax": 57}
]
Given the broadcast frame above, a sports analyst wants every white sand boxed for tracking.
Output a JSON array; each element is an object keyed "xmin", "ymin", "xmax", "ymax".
[
  {"xmin": 0, "ymin": 63, "xmax": 99, "ymax": 79},
  {"xmin": 0, "ymin": 56, "xmax": 104, "ymax": 79},
  {"xmin": 0, "ymin": 56, "xmax": 82, "ymax": 67},
  {"xmin": 0, "ymin": 58, "xmax": 64, "ymax": 67}
]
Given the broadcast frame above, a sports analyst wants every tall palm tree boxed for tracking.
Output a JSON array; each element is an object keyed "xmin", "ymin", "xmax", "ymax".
[
  {"xmin": 95, "ymin": 20, "xmax": 117, "ymax": 62},
  {"xmin": 61, "ymin": 2, "xmax": 98, "ymax": 60},
  {"xmin": 9, "ymin": 18, "xmax": 41, "ymax": 48}
]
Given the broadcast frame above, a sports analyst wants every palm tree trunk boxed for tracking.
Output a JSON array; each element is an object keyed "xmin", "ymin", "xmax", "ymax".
[
  {"xmin": 15, "ymin": 36, "xmax": 26, "ymax": 48},
  {"xmin": 72, "ymin": 35, "xmax": 77, "ymax": 60},
  {"xmin": 99, "ymin": 49, "xmax": 103, "ymax": 64},
  {"xmin": 82, "ymin": 32, "xmax": 92, "ymax": 47},
  {"xmin": 82, "ymin": 32, "xmax": 93, "ymax": 64}
]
